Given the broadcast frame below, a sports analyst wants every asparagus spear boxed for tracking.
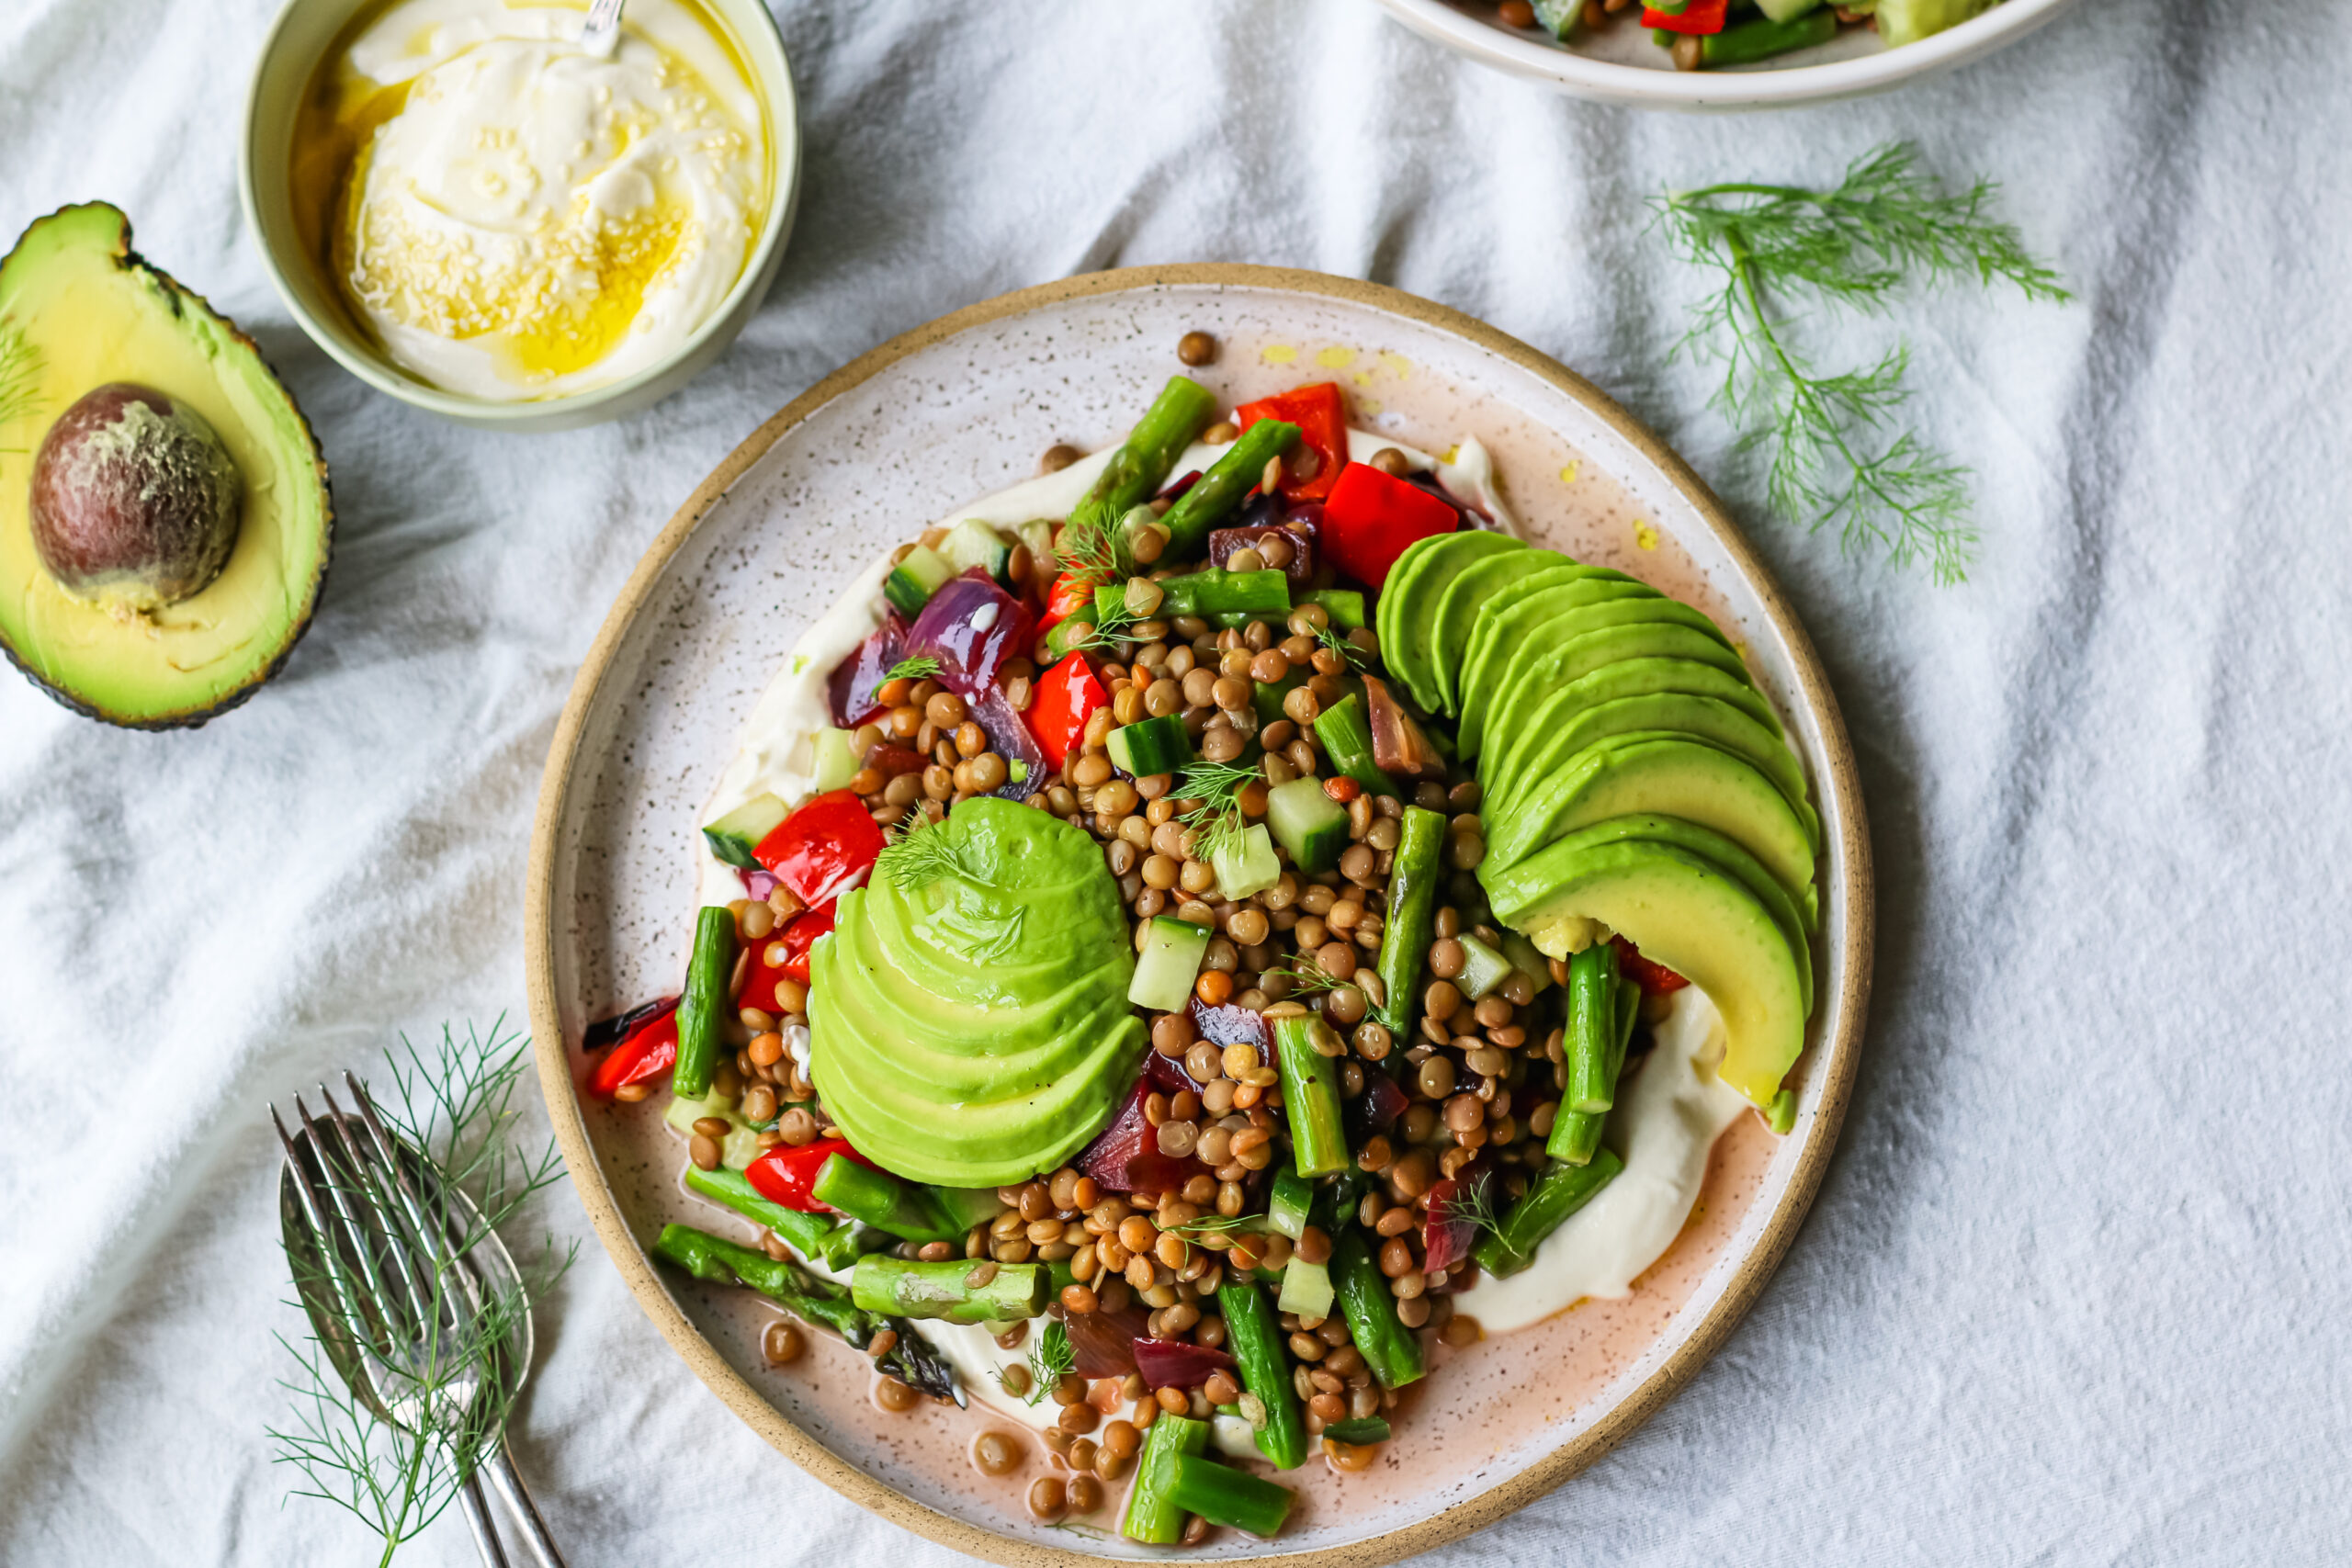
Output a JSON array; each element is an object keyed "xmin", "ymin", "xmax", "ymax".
[
  {"xmin": 1329, "ymin": 1229, "xmax": 1425, "ymax": 1389},
  {"xmin": 1158, "ymin": 418, "xmax": 1302, "ymax": 555},
  {"xmin": 1564, "ymin": 940, "xmax": 1622, "ymax": 1113},
  {"xmin": 1270, "ymin": 1014, "xmax": 1350, "ymax": 1179},
  {"xmin": 1471, "ymin": 1148, "xmax": 1624, "ymax": 1280},
  {"xmin": 1121, "ymin": 1412, "xmax": 1210, "ymax": 1544},
  {"xmin": 1312, "ymin": 694, "xmax": 1400, "ymax": 799},
  {"xmin": 1216, "ymin": 1281, "xmax": 1307, "ymax": 1470},
  {"xmin": 683, "ymin": 1164, "xmax": 839, "ymax": 1261},
  {"xmin": 1550, "ymin": 973, "xmax": 1641, "ymax": 1166},
  {"xmin": 849, "ymin": 1255, "xmax": 1046, "ymax": 1324},
  {"xmin": 1702, "ymin": 8, "xmax": 1838, "ymax": 66},
  {"xmin": 673, "ymin": 905, "xmax": 737, "ymax": 1098},
  {"xmin": 651, "ymin": 1223, "xmax": 963, "ymax": 1402},
  {"xmin": 1165, "ymin": 1452, "xmax": 1295, "ymax": 1539},
  {"xmin": 811, "ymin": 1154, "xmax": 961, "ymax": 1244},
  {"xmin": 1373, "ymin": 806, "xmax": 1446, "ymax": 1033},
  {"xmin": 1074, "ymin": 376, "xmax": 1221, "ymax": 537}
]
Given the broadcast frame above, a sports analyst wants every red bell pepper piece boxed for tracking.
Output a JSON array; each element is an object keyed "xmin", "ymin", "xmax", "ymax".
[
  {"xmin": 1037, "ymin": 570, "xmax": 1099, "ymax": 635},
  {"xmin": 1236, "ymin": 382, "xmax": 1348, "ymax": 502},
  {"xmin": 1023, "ymin": 650, "xmax": 1106, "ymax": 771},
  {"xmin": 739, "ymin": 902, "xmax": 834, "ymax": 1010},
  {"xmin": 1318, "ymin": 462, "xmax": 1461, "ymax": 589},
  {"xmin": 753, "ymin": 789, "xmax": 885, "ymax": 907},
  {"xmin": 1642, "ymin": 0, "xmax": 1727, "ymax": 33},
  {"xmin": 1612, "ymin": 935, "xmax": 1690, "ymax": 997},
  {"xmin": 745, "ymin": 1137, "xmax": 878, "ymax": 1213},
  {"xmin": 588, "ymin": 1003, "xmax": 679, "ymax": 1097}
]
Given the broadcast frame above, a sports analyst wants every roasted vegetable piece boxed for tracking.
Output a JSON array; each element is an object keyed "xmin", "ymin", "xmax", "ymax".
[
  {"xmin": 1373, "ymin": 806, "xmax": 1446, "ymax": 1032},
  {"xmin": 1165, "ymin": 1452, "xmax": 1295, "ymax": 1538},
  {"xmin": 1161, "ymin": 418, "xmax": 1301, "ymax": 555},
  {"xmin": 1079, "ymin": 377, "xmax": 1221, "ymax": 527},
  {"xmin": 588, "ymin": 1001, "xmax": 678, "ymax": 1096},
  {"xmin": 1473, "ymin": 1148, "xmax": 1625, "ymax": 1278},
  {"xmin": 1329, "ymin": 1229, "xmax": 1425, "ymax": 1389},
  {"xmin": 1122, "ymin": 1413, "xmax": 1209, "ymax": 1544},
  {"xmin": 1024, "ymin": 650, "xmax": 1105, "ymax": 770},
  {"xmin": 1319, "ymin": 462, "xmax": 1459, "ymax": 588},
  {"xmin": 1270, "ymin": 1014, "xmax": 1350, "ymax": 1178},
  {"xmin": 1216, "ymin": 1280, "xmax": 1307, "ymax": 1470},
  {"xmin": 1360, "ymin": 674, "xmax": 1444, "ymax": 779},
  {"xmin": 753, "ymin": 789, "xmax": 886, "ymax": 907},
  {"xmin": 673, "ymin": 905, "xmax": 737, "ymax": 1099},
  {"xmin": 850, "ymin": 1255, "xmax": 1047, "ymax": 1323},
  {"xmin": 1235, "ymin": 382, "xmax": 1348, "ymax": 502}
]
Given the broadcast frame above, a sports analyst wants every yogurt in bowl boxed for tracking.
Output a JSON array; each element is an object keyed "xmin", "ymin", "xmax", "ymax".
[{"xmin": 243, "ymin": 0, "xmax": 800, "ymax": 430}]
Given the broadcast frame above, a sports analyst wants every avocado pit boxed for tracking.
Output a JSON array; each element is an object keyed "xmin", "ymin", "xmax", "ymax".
[{"xmin": 29, "ymin": 380, "xmax": 243, "ymax": 612}]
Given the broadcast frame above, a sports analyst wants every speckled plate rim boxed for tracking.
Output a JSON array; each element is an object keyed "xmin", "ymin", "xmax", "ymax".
[
  {"xmin": 1370, "ymin": 0, "xmax": 2079, "ymax": 109},
  {"xmin": 526, "ymin": 263, "xmax": 1874, "ymax": 1568}
]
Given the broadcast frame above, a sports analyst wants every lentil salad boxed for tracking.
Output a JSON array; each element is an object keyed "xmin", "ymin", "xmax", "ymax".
[{"xmin": 585, "ymin": 337, "xmax": 1822, "ymax": 1544}]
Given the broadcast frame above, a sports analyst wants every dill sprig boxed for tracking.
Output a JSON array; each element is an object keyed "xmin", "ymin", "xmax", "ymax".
[
  {"xmin": 1437, "ymin": 1168, "xmax": 1505, "ymax": 1241},
  {"xmin": 1314, "ymin": 620, "xmax": 1374, "ymax": 671},
  {"xmin": 1170, "ymin": 1213, "xmax": 1266, "ymax": 1237},
  {"xmin": 876, "ymin": 807, "xmax": 977, "ymax": 890},
  {"xmin": 1001, "ymin": 1320, "xmax": 1073, "ymax": 1405},
  {"xmin": 1173, "ymin": 759, "xmax": 1261, "ymax": 867},
  {"xmin": 1656, "ymin": 141, "xmax": 2069, "ymax": 585},
  {"xmin": 870, "ymin": 655, "xmax": 941, "ymax": 699},
  {"xmin": 269, "ymin": 1020, "xmax": 574, "ymax": 1566},
  {"xmin": 1055, "ymin": 508, "xmax": 1136, "ymax": 587},
  {"xmin": 1050, "ymin": 599, "xmax": 1142, "ymax": 658},
  {"xmin": 1267, "ymin": 958, "xmax": 1347, "ymax": 996}
]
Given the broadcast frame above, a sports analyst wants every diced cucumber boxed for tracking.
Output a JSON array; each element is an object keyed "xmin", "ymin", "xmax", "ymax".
[
  {"xmin": 1130, "ymin": 916, "xmax": 1212, "ymax": 1012},
  {"xmin": 1265, "ymin": 776, "xmax": 1349, "ymax": 874},
  {"xmin": 1304, "ymin": 588, "xmax": 1365, "ymax": 631},
  {"xmin": 940, "ymin": 518, "xmax": 1015, "ymax": 586},
  {"xmin": 1277, "ymin": 1256, "xmax": 1334, "ymax": 1318},
  {"xmin": 702, "ymin": 793, "xmax": 788, "ymax": 870},
  {"xmin": 664, "ymin": 1089, "xmax": 763, "ymax": 1169},
  {"xmin": 884, "ymin": 544, "xmax": 955, "ymax": 617},
  {"xmin": 1266, "ymin": 1168, "xmax": 1313, "ymax": 1240},
  {"xmin": 1500, "ymin": 931, "xmax": 1555, "ymax": 996},
  {"xmin": 1107, "ymin": 714, "xmax": 1194, "ymax": 777},
  {"xmin": 814, "ymin": 729, "xmax": 860, "ymax": 793},
  {"xmin": 1210, "ymin": 824, "xmax": 1282, "ymax": 901},
  {"xmin": 1313, "ymin": 694, "xmax": 1398, "ymax": 799},
  {"xmin": 1454, "ymin": 931, "xmax": 1517, "ymax": 1001}
]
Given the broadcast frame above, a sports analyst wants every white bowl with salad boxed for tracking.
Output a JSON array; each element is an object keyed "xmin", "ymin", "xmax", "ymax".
[
  {"xmin": 526, "ymin": 265, "xmax": 1873, "ymax": 1564},
  {"xmin": 1372, "ymin": 0, "xmax": 2080, "ymax": 108}
]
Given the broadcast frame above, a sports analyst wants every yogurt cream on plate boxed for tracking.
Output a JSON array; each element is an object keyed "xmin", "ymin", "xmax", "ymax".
[{"xmin": 295, "ymin": 0, "xmax": 768, "ymax": 400}]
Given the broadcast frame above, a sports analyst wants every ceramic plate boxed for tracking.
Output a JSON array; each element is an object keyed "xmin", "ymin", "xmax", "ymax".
[
  {"xmin": 1372, "ymin": 0, "xmax": 2079, "ymax": 109},
  {"xmin": 526, "ymin": 265, "xmax": 1873, "ymax": 1565}
]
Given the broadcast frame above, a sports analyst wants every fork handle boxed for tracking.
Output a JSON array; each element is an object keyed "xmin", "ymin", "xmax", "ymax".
[
  {"xmin": 481, "ymin": 1436, "xmax": 570, "ymax": 1568},
  {"xmin": 458, "ymin": 1475, "xmax": 514, "ymax": 1568}
]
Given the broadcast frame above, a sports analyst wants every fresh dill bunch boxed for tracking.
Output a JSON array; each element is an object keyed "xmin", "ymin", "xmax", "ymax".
[
  {"xmin": 1266, "ymin": 957, "xmax": 1347, "ymax": 996},
  {"xmin": 269, "ymin": 1019, "xmax": 574, "ymax": 1567},
  {"xmin": 1439, "ymin": 1168, "xmax": 1506, "ymax": 1240},
  {"xmin": 1051, "ymin": 598, "xmax": 1142, "ymax": 658},
  {"xmin": 870, "ymin": 655, "xmax": 941, "ymax": 700},
  {"xmin": 1656, "ymin": 141, "xmax": 2069, "ymax": 585},
  {"xmin": 1001, "ymin": 1320, "xmax": 1073, "ymax": 1404}
]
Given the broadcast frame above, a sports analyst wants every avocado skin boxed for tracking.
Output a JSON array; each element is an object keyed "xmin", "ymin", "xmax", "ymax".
[{"xmin": 0, "ymin": 203, "xmax": 334, "ymax": 730}]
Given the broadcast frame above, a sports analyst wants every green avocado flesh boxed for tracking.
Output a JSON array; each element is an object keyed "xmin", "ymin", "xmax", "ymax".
[
  {"xmin": 1486, "ymin": 732, "xmax": 1818, "ymax": 905},
  {"xmin": 809, "ymin": 799, "xmax": 1147, "ymax": 1188},
  {"xmin": 1377, "ymin": 530, "xmax": 1521, "ymax": 714},
  {"xmin": 0, "ymin": 203, "xmax": 331, "ymax": 728},
  {"xmin": 1485, "ymin": 836, "xmax": 1806, "ymax": 1107},
  {"xmin": 1482, "ymin": 661, "xmax": 1786, "ymax": 815},
  {"xmin": 1377, "ymin": 528, "xmax": 1824, "ymax": 1107}
]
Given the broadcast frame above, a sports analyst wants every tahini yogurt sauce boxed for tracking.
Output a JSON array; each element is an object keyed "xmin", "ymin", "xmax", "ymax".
[
  {"xmin": 686, "ymin": 436, "xmax": 1742, "ymax": 1380},
  {"xmin": 300, "ymin": 0, "xmax": 766, "ymax": 400}
]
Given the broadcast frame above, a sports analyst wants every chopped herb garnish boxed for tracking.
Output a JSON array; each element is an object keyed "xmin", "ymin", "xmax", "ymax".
[
  {"xmin": 999, "ymin": 1320, "xmax": 1073, "ymax": 1405},
  {"xmin": 875, "ymin": 808, "xmax": 977, "ymax": 891},
  {"xmin": 870, "ymin": 655, "xmax": 941, "ymax": 700},
  {"xmin": 1172, "ymin": 758, "xmax": 1260, "ymax": 868}
]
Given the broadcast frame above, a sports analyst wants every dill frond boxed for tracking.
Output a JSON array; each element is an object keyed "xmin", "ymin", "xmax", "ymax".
[
  {"xmin": 1656, "ymin": 141, "xmax": 2068, "ymax": 584},
  {"xmin": 1001, "ymin": 1320, "xmax": 1073, "ymax": 1405},
  {"xmin": 870, "ymin": 655, "xmax": 941, "ymax": 700}
]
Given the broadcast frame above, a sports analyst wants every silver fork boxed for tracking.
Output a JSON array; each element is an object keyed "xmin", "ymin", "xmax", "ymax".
[
  {"xmin": 273, "ymin": 1077, "xmax": 568, "ymax": 1568},
  {"xmin": 580, "ymin": 0, "xmax": 626, "ymax": 57}
]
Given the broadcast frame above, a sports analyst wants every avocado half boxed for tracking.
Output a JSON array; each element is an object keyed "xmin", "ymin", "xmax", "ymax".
[{"xmin": 0, "ymin": 203, "xmax": 332, "ymax": 728}]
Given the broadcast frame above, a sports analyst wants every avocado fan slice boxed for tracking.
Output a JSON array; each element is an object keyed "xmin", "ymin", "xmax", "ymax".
[
  {"xmin": 1427, "ymin": 547, "xmax": 1544, "ymax": 716},
  {"xmin": 1480, "ymin": 658, "xmax": 1787, "ymax": 815},
  {"xmin": 1377, "ymin": 530, "xmax": 1522, "ymax": 715},
  {"xmin": 0, "ymin": 202, "xmax": 332, "ymax": 728},
  {"xmin": 1483, "ymin": 837, "xmax": 1807, "ymax": 1108},
  {"xmin": 1484, "ymin": 810, "xmax": 1814, "ymax": 1014},
  {"xmin": 1482, "ymin": 690, "xmax": 1815, "ymax": 843},
  {"xmin": 1484, "ymin": 731, "xmax": 1818, "ymax": 910},
  {"xmin": 1454, "ymin": 577, "xmax": 1664, "ymax": 750},
  {"xmin": 1463, "ymin": 597, "xmax": 1734, "ymax": 760},
  {"xmin": 1454, "ymin": 561, "xmax": 1649, "ymax": 711},
  {"xmin": 1476, "ymin": 621, "xmax": 1751, "ymax": 767}
]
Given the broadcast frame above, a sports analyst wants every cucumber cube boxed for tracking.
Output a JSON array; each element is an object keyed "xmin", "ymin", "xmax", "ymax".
[
  {"xmin": 1130, "ymin": 916, "xmax": 1212, "ymax": 1012},
  {"xmin": 1265, "ymin": 776, "xmax": 1349, "ymax": 874},
  {"xmin": 1210, "ymin": 824, "xmax": 1282, "ymax": 901},
  {"xmin": 703, "ymin": 793, "xmax": 789, "ymax": 869}
]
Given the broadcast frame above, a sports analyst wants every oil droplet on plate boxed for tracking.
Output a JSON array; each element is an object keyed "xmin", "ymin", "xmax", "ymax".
[
  {"xmin": 1261, "ymin": 344, "xmax": 1297, "ymax": 365},
  {"xmin": 1377, "ymin": 351, "xmax": 1413, "ymax": 380},
  {"xmin": 1559, "ymin": 461, "xmax": 1580, "ymax": 484},
  {"xmin": 1315, "ymin": 345, "xmax": 1357, "ymax": 369},
  {"xmin": 1634, "ymin": 520, "xmax": 1659, "ymax": 551}
]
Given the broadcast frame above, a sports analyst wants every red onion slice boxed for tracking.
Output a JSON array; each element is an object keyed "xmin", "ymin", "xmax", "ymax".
[{"xmin": 906, "ymin": 570, "xmax": 1033, "ymax": 698}]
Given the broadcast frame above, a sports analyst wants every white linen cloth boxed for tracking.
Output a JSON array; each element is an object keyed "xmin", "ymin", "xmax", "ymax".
[{"xmin": 3, "ymin": 1, "xmax": 2347, "ymax": 1562}]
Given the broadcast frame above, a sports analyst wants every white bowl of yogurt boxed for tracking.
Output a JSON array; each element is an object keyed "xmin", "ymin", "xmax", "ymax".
[{"xmin": 243, "ymin": 0, "xmax": 799, "ymax": 431}]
